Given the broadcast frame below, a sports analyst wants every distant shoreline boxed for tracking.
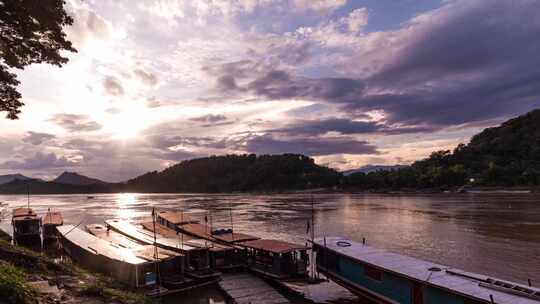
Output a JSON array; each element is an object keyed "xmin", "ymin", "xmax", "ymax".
[{"xmin": 0, "ymin": 186, "xmax": 538, "ymax": 195}]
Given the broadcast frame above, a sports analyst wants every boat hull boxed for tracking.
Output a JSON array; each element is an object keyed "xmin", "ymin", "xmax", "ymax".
[{"xmin": 59, "ymin": 228, "xmax": 157, "ymax": 288}]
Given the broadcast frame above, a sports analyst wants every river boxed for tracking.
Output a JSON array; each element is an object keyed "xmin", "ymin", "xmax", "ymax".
[{"xmin": 1, "ymin": 193, "xmax": 539, "ymax": 303}]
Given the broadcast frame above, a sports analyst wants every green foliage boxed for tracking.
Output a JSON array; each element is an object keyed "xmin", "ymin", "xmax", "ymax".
[
  {"xmin": 345, "ymin": 109, "xmax": 540, "ymax": 189},
  {"xmin": 0, "ymin": 262, "xmax": 38, "ymax": 304},
  {"xmin": 125, "ymin": 154, "xmax": 342, "ymax": 192},
  {"xmin": 78, "ymin": 283, "xmax": 154, "ymax": 304},
  {"xmin": 0, "ymin": 0, "xmax": 76, "ymax": 119}
]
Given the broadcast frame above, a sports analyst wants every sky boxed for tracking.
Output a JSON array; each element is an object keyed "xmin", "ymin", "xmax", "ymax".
[{"xmin": 1, "ymin": 0, "xmax": 540, "ymax": 182}]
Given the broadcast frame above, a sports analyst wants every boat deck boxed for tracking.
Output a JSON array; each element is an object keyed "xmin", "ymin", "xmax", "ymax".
[
  {"xmin": 315, "ymin": 237, "xmax": 540, "ymax": 304},
  {"xmin": 218, "ymin": 273, "xmax": 291, "ymax": 304}
]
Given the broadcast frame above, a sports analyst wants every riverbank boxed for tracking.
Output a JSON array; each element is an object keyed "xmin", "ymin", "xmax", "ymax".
[{"xmin": 0, "ymin": 239, "xmax": 153, "ymax": 304}]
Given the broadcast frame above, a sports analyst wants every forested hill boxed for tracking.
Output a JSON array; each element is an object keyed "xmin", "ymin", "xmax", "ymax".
[
  {"xmin": 345, "ymin": 109, "xmax": 540, "ymax": 189},
  {"xmin": 124, "ymin": 154, "xmax": 341, "ymax": 192},
  {"xmin": 0, "ymin": 154, "xmax": 340, "ymax": 194}
]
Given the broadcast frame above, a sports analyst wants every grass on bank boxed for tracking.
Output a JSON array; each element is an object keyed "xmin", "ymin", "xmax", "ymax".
[
  {"xmin": 0, "ymin": 262, "xmax": 38, "ymax": 304},
  {"xmin": 0, "ymin": 239, "xmax": 154, "ymax": 304}
]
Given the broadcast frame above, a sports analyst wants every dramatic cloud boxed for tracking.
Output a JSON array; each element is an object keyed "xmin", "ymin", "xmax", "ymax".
[
  {"xmin": 48, "ymin": 114, "xmax": 102, "ymax": 132},
  {"xmin": 22, "ymin": 132, "xmax": 56, "ymax": 145},
  {"xmin": 134, "ymin": 69, "xmax": 158, "ymax": 86},
  {"xmin": 3, "ymin": 0, "xmax": 540, "ymax": 179},
  {"xmin": 0, "ymin": 152, "xmax": 75, "ymax": 170},
  {"xmin": 103, "ymin": 76, "xmax": 124, "ymax": 96},
  {"xmin": 245, "ymin": 135, "xmax": 379, "ymax": 156},
  {"xmin": 190, "ymin": 114, "xmax": 228, "ymax": 123},
  {"xmin": 66, "ymin": 2, "xmax": 111, "ymax": 47}
]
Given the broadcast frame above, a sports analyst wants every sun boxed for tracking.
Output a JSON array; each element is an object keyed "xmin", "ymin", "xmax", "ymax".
[{"xmin": 107, "ymin": 110, "xmax": 147, "ymax": 140}]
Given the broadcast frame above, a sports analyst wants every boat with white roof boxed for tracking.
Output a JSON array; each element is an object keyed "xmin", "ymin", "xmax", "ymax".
[{"xmin": 313, "ymin": 236, "xmax": 540, "ymax": 304}]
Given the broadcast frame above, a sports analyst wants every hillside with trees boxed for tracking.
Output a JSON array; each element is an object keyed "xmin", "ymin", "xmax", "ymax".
[
  {"xmin": 345, "ymin": 109, "xmax": 540, "ymax": 190},
  {"xmin": 125, "ymin": 154, "xmax": 341, "ymax": 193}
]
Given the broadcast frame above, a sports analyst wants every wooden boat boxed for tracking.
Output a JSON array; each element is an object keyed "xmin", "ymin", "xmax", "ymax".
[
  {"xmin": 237, "ymin": 239, "xmax": 309, "ymax": 280},
  {"xmin": 142, "ymin": 220, "xmax": 244, "ymax": 271},
  {"xmin": 157, "ymin": 210, "xmax": 259, "ymax": 244},
  {"xmin": 105, "ymin": 219, "xmax": 221, "ymax": 281},
  {"xmin": 12, "ymin": 208, "xmax": 41, "ymax": 244},
  {"xmin": 42, "ymin": 210, "xmax": 63, "ymax": 241},
  {"xmin": 313, "ymin": 237, "xmax": 540, "ymax": 304},
  {"xmin": 58, "ymin": 224, "xmax": 183, "ymax": 293},
  {"xmin": 85, "ymin": 223, "xmax": 208, "ymax": 291}
]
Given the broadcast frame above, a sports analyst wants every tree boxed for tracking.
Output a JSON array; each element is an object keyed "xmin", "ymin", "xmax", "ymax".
[{"xmin": 0, "ymin": 0, "xmax": 76, "ymax": 119}]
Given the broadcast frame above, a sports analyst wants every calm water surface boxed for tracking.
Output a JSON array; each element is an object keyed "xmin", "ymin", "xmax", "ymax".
[{"xmin": 1, "ymin": 193, "xmax": 539, "ymax": 303}]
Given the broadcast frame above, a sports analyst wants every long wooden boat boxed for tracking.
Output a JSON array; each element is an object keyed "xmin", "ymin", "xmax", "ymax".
[
  {"xmin": 58, "ymin": 225, "xmax": 180, "ymax": 290},
  {"xmin": 313, "ymin": 236, "xmax": 540, "ymax": 304},
  {"xmin": 141, "ymin": 221, "xmax": 244, "ymax": 271},
  {"xmin": 105, "ymin": 219, "xmax": 221, "ymax": 281},
  {"xmin": 85, "ymin": 223, "xmax": 210, "ymax": 292},
  {"xmin": 42, "ymin": 210, "xmax": 63, "ymax": 241},
  {"xmin": 12, "ymin": 208, "xmax": 41, "ymax": 244}
]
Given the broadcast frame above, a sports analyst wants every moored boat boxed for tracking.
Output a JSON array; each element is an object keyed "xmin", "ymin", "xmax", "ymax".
[
  {"xmin": 58, "ymin": 224, "xmax": 181, "ymax": 293},
  {"xmin": 142, "ymin": 220, "xmax": 244, "ymax": 271},
  {"xmin": 238, "ymin": 239, "xmax": 309, "ymax": 280},
  {"xmin": 42, "ymin": 209, "xmax": 63, "ymax": 241},
  {"xmin": 105, "ymin": 219, "xmax": 221, "ymax": 282},
  {"xmin": 313, "ymin": 236, "xmax": 540, "ymax": 304},
  {"xmin": 85, "ymin": 224, "xmax": 202, "ymax": 291},
  {"xmin": 12, "ymin": 208, "xmax": 41, "ymax": 244}
]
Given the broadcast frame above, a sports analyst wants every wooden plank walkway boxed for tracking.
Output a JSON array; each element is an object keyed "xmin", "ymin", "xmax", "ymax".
[{"xmin": 218, "ymin": 273, "xmax": 291, "ymax": 304}]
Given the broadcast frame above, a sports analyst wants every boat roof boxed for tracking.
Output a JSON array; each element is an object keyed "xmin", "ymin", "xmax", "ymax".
[
  {"xmin": 85, "ymin": 224, "xmax": 181, "ymax": 260},
  {"xmin": 314, "ymin": 237, "xmax": 540, "ymax": 304},
  {"xmin": 58, "ymin": 225, "xmax": 150, "ymax": 265},
  {"xmin": 157, "ymin": 211, "xmax": 199, "ymax": 225},
  {"xmin": 105, "ymin": 219, "xmax": 207, "ymax": 252},
  {"xmin": 239, "ymin": 239, "xmax": 309, "ymax": 254},
  {"xmin": 140, "ymin": 221, "xmax": 197, "ymax": 241},
  {"xmin": 12, "ymin": 208, "xmax": 40, "ymax": 221},
  {"xmin": 177, "ymin": 223, "xmax": 212, "ymax": 238},
  {"xmin": 143, "ymin": 222, "xmax": 236, "ymax": 252},
  {"xmin": 13, "ymin": 208, "xmax": 37, "ymax": 217},
  {"xmin": 43, "ymin": 212, "xmax": 63, "ymax": 226},
  {"xmin": 212, "ymin": 230, "xmax": 261, "ymax": 243}
]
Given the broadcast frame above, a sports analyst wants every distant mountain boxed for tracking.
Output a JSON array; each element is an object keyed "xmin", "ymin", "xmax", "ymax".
[
  {"xmin": 125, "ymin": 154, "xmax": 342, "ymax": 193},
  {"xmin": 343, "ymin": 165, "xmax": 405, "ymax": 176},
  {"xmin": 0, "ymin": 174, "xmax": 31, "ymax": 185},
  {"xmin": 53, "ymin": 172, "xmax": 105, "ymax": 186},
  {"xmin": 0, "ymin": 178, "xmax": 116, "ymax": 194}
]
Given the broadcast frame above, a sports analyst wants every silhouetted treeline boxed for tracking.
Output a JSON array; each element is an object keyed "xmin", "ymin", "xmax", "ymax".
[
  {"xmin": 0, "ymin": 179, "xmax": 118, "ymax": 194},
  {"xmin": 344, "ymin": 109, "xmax": 540, "ymax": 190},
  {"xmin": 125, "ymin": 154, "xmax": 341, "ymax": 192}
]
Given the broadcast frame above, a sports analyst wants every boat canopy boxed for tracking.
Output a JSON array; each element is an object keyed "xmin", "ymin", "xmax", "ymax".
[
  {"xmin": 43, "ymin": 212, "xmax": 63, "ymax": 226},
  {"xmin": 240, "ymin": 239, "xmax": 309, "ymax": 254},
  {"xmin": 58, "ymin": 225, "xmax": 149, "ymax": 265},
  {"xmin": 12, "ymin": 208, "xmax": 39, "ymax": 221}
]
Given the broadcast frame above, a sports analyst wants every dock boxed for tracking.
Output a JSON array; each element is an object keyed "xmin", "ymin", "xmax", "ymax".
[{"xmin": 218, "ymin": 273, "xmax": 291, "ymax": 304}]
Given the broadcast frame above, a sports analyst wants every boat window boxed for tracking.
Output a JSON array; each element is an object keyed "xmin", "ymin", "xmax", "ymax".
[{"xmin": 364, "ymin": 265, "xmax": 383, "ymax": 282}]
